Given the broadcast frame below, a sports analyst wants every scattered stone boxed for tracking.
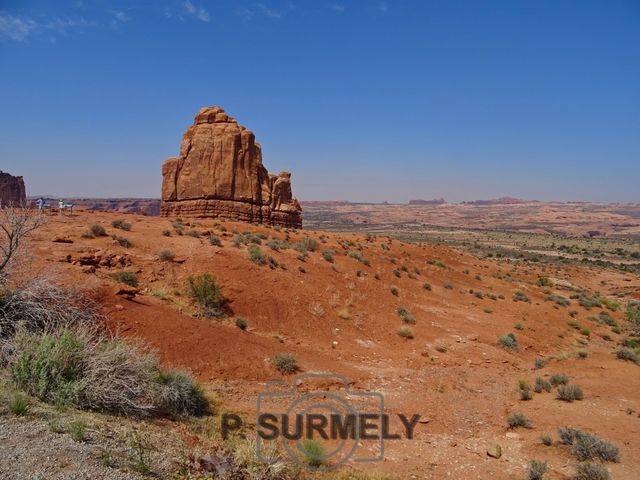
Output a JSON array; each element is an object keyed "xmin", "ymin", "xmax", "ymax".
[{"xmin": 486, "ymin": 444, "xmax": 502, "ymax": 459}]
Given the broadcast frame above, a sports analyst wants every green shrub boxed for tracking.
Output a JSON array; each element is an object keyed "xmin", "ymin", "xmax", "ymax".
[
  {"xmin": 155, "ymin": 371, "xmax": 208, "ymax": 416},
  {"xmin": 540, "ymin": 434, "xmax": 552, "ymax": 446},
  {"xmin": 422, "ymin": 282, "xmax": 432, "ymax": 291},
  {"xmin": 558, "ymin": 428, "xmax": 619, "ymax": 462},
  {"xmin": 158, "ymin": 249, "xmax": 174, "ymax": 262},
  {"xmin": 209, "ymin": 235, "xmax": 222, "ymax": 247},
  {"xmin": 615, "ymin": 348, "xmax": 639, "ymax": 364},
  {"xmin": 89, "ymin": 224, "xmax": 107, "ymax": 237},
  {"xmin": 161, "ymin": 229, "xmax": 171, "ymax": 237},
  {"xmin": 322, "ymin": 250, "xmax": 334, "ymax": 263},
  {"xmin": 111, "ymin": 219, "xmax": 131, "ymax": 231},
  {"xmin": 519, "ymin": 387, "xmax": 532, "ymax": 401},
  {"xmin": 70, "ymin": 418, "xmax": 87, "ymax": 442},
  {"xmin": 534, "ymin": 358, "xmax": 546, "ymax": 369},
  {"xmin": 112, "ymin": 271, "xmax": 138, "ymax": 287},
  {"xmin": 301, "ymin": 237, "xmax": 319, "ymax": 252},
  {"xmin": 301, "ymin": 438, "xmax": 325, "ymax": 468},
  {"xmin": 513, "ymin": 291, "xmax": 530, "ymax": 303},
  {"xmin": 248, "ymin": 245, "xmax": 268, "ymax": 265},
  {"xmin": 625, "ymin": 302, "xmax": 640, "ymax": 335},
  {"xmin": 186, "ymin": 274, "xmax": 225, "ymax": 317},
  {"xmin": 498, "ymin": 333, "xmax": 518, "ymax": 350},
  {"xmin": 397, "ymin": 307, "xmax": 415, "ymax": 324},
  {"xmin": 527, "ymin": 460, "xmax": 548, "ymax": 480},
  {"xmin": 8, "ymin": 392, "xmax": 30, "ymax": 415},
  {"xmin": 537, "ymin": 276, "xmax": 553, "ymax": 287},
  {"xmin": 575, "ymin": 463, "xmax": 610, "ymax": 480},
  {"xmin": 546, "ymin": 294, "xmax": 570, "ymax": 307},
  {"xmin": 273, "ymin": 353, "xmax": 298, "ymax": 373},
  {"xmin": 557, "ymin": 384, "xmax": 584, "ymax": 402},
  {"xmin": 534, "ymin": 377, "xmax": 552, "ymax": 393},
  {"xmin": 397, "ymin": 326, "xmax": 414, "ymax": 339},
  {"xmin": 390, "ymin": 287, "xmax": 399, "ymax": 297},
  {"xmin": 186, "ymin": 229, "xmax": 200, "ymax": 238},
  {"xmin": 550, "ymin": 373, "xmax": 569, "ymax": 386},
  {"xmin": 507, "ymin": 412, "xmax": 531, "ymax": 429},
  {"xmin": 235, "ymin": 317, "xmax": 248, "ymax": 330},
  {"xmin": 112, "ymin": 235, "xmax": 132, "ymax": 247}
]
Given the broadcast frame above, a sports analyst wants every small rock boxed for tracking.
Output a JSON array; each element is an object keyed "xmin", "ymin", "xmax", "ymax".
[
  {"xmin": 505, "ymin": 432, "xmax": 520, "ymax": 439},
  {"xmin": 52, "ymin": 236, "xmax": 73, "ymax": 243},
  {"xmin": 486, "ymin": 444, "xmax": 502, "ymax": 459},
  {"xmin": 114, "ymin": 304, "xmax": 124, "ymax": 311}
]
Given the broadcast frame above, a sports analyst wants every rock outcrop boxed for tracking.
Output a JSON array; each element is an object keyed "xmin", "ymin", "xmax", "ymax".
[
  {"xmin": 0, "ymin": 171, "xmax": 26, "ymax": 207},
  {"xmin": 161, "ymin": 107, "xmax": 302, "ymax": 228}
]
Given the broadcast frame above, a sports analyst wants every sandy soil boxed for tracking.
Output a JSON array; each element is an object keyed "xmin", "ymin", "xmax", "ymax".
[{"xmin": 16, "ymin": 210, "xmax": 640, "ymax": 479}]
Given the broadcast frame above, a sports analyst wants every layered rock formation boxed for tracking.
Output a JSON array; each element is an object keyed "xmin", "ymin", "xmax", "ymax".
[
  {"xmin": 161, "ymin": 107, "xmax": 302, "ymax": 228},
  {"xmin": 0, "ymin": 171, "xmax": 26, "ymax": 207}
]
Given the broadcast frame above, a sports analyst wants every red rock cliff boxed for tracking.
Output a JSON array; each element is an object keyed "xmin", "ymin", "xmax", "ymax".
[
  {"xmin": 161, "ymin": 107, "xmax": 302, "ymax": 228},
  {"xmin": 0, "ymin": 171, "xmax": 26, "ymax": 207}
]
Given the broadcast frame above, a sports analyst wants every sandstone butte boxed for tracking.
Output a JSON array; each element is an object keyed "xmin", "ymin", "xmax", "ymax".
[
  {"xmin": 0, "ymin": 170, "xmax": 26, "ymax": 207},
  {"xmin": 160, "ymin": 106, "xmax": 302, "ymax": 228}
]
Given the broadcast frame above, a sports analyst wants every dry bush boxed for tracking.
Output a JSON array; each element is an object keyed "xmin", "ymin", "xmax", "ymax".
[
  {"xmin": 0, "ymin": 206, "xmax": 45, "ymax": 284},
  {"xmin": 0, "ymin": 278, "xmax": 103, "ymax": 341}
]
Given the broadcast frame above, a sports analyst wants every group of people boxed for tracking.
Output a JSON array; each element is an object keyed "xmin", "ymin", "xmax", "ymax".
[{"xmin": 35, "ymin": 198, "xmax": 75, "ymax": 215}]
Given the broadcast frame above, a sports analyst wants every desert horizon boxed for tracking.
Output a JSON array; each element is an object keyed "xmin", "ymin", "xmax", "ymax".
[{"xmin": 1, "ymin": 2, "xmax": 639, "ymax": 480}]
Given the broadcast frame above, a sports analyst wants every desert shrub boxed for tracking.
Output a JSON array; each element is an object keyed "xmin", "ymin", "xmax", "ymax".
[
  {"xmin": 390, "ymin": 287, "xmax": 399, "ymax": 297},
  {"xmin": 534, "ymin": 377, "xmax": 552, "ymax": 393},
  {"xmin": 89, "ymin": 224, "xmax": 107, "ymax": 237},
  {"xmin": 520, "ymin": 387, "xmax": 532, "ymax": 401},
  {"xmin": 578, "ymin": 295, "xmax": 601, "ymax": 310},
  {"xmin": 557, "ymin": 428, "xmax": 620, "ymax": 462},
  {"xmin": 70, "ymin": 418, "xmax": 87, "ymax": 442},
  {"xmin": 625, "ymin": 302, "xmax": 640, "ymax": 335},
  {"xmin": 498, "ymin": 333, "xmax": 518, "ymax": 350},
  {"xmin": 514, "ymin": 322, "xmax": 524, "ymax": 330},
  {"xmin": 0, "ymin": 279, "xmax": 102, "ymax": 340},
  {"xmin": 209, "ymin": 235, "xmax": 222, "ymax": 247},
  {"xmin": 348, "ymin": 251, "xmax": 365, "ymax": 263},
  {"xmin": 580, "ymin": 327, "xmax": 591, "ymax": 336},
  {"xmin": 527, "ymin": 460, "xmax": 548, "ymax": 480},
  {"xmin": 397, "ymin": 326, "xmax": 414, "ymax": 339},
  {"xmin": 112, "ymin": 235, "xmax": 132, "ymax": 247},
  {"xmin": 443, "ymin": 282, "xmax": 454, "ymax": 290},
  {"xmin": 507, "ymin": 412, "xmax": 531, "ymax": 429},
  {"xmin": 534, "ymin": 358, "xmax": 546, "ymax": 369},
  {"xmin": 235, "ymin": 317, "xmax": 248, "ymax": 330},
  {"xmin": 557, "ymin": 384, "xmax": 584, "ymax": 402},
  {"xmin": 422, "ymin": 282, "xmax": 432, "ymax": 291},
  {"xmin": 158, "ymin": 249, "xmax": 174, "ymax": 262},
  {"xmin": 577, "ymin": 350, "xmax": 588, "ymax": 359},
  {"xmin": 301, "ymin": 438, "xmax": 325, "ymax": 468},
  {"xmin": 393, "ymin": 269, "xmax": 401, "ymax": 278},
  {"xmin": 537, "ymin": 276, "xmax": 553, "ymax": 287},
  {"xmin": 322, "ymin": 250, "xmax": 334, "ymax": 263},
  {"xmin": 186, "ymin": 274, "xmax": 225, "ymax": 317},
  {"xmin": 615, "ymin": 348, "xmax": 639, "ymax": 364},
  {"xmin": 541, "ymin": 434, "xmax": 553, "ymax": 446},
  {"xmin": 273, "ymin": 353, "xmax": 298, "ymax": 373},
  {"xmin": 574, "ymin": 463, "xmax": 610, "ymax": 480},
  {"xmin": 397, "ymin": 307, "xmax": 415, "ymax": 324},
  {"xmin": 7, "ymin": 391, "xmax": 30, "ymax": 415},
  {"xmin": 9, "ymin": 326, "xmax": 207, "ymax": 417},
  {"xmin": 301, "ymin": 237, "xmax": 319, "ymax": 252},
  {"xmin": 513, "ymin": 291, "xmax": 531, "ymax": 303},
  {"xmin": 550, "ymin": 373, "xmax": 569, "ymax": 386},
  {"xmin": 112, "ymin": 271, "xmax": 138, "ymax": 287},
  {"xmin": 161, "ymin": 229, "xmax": 171, "ymax": 237},
  {"xmin": 474, "ymin": 290, "xmax": 484, "ymax": 299},
  {"xmin": 111, "ymin": 219, "xmax": 131, "ymax": 231},
  {"xmin": 546, "ymin": 294, "xmax": 570, "ymax": 307},
  {"xmin": 155, "ymin": 370, "xmax": 208, "ymax": 416},
  {"xmin": 248, "ymin": 245, "xmax": 268, "ymax": 266}
]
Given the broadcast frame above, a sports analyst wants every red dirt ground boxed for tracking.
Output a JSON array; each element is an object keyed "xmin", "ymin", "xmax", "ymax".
[{"xmin": 22, "ymin": 210, "xmax": 640, "ymax": 479}]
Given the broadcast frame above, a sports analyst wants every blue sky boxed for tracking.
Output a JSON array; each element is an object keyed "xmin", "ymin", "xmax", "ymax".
[{"xmin": 1, "ymin": 1, "xmax": 638, "ymax": 202}]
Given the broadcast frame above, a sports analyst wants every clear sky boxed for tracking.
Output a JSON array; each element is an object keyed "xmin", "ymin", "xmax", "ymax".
[{"xmin": 1, "ymin": 1, "xmax": 638, "ymax": 203}]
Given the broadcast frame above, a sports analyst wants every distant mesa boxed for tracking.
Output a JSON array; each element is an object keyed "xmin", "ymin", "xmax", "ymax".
[
  {"xmin": 0, "ymin": 171, "xmax": 26, "ymax": 207},
  {"xmin": 462, "ymin": 197, "xmax": 536, "ymax": 206},
  {"xmin": 408, "ymin": 198, "xmax": 446, "ymax": 205},
  {"xmin": 161, "ymin": 106, "xmax": 302, "ymax": 228}
]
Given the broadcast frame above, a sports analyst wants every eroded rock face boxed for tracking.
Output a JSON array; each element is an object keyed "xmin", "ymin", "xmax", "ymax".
[
  {"xmin": 161, "ymin": 107, "xmax": 302, "ymax": 228},
  {"xmin": 0, "ymin": 171, "xmax": 26, "ymax": 207}
]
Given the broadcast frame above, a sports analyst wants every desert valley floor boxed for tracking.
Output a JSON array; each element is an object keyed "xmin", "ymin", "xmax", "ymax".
[{"xmin": 2, "ymin": 209, "xmax": 639, "ymax": 480}]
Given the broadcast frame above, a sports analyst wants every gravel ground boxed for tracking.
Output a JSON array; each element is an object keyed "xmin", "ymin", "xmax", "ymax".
[{"xmin": 0, "ymin": 410, "xmax": 184, "ymax": 480}]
